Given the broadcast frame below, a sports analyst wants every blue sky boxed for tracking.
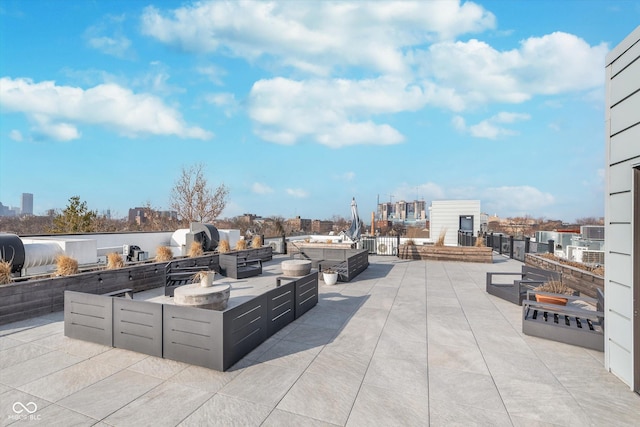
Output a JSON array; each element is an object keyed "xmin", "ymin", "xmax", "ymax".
[{"xmin": 1, "ymin": 1, "xmax": 638, "ymax": 222}]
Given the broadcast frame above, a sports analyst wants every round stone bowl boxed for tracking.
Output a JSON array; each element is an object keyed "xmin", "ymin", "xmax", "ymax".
[
  {"xmin": 281, "ymin": 259, "xmax": 312, "ymax": 276},
  {"xmin": 174, "ymin": 283, "xmax": 231, "ymax": 310}
]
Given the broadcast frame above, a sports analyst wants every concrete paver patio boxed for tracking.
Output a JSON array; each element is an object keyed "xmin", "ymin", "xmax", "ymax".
[{"xmin": 0, "ymin": 255, "xmax": 638, "ymax": 426}]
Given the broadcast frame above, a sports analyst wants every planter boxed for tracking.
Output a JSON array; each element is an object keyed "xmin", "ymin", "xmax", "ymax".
[
  {"xmin": 535, "ymin": 294, "xmax": 568, "ymax": 306},
  {"xmin": 398, "ymin": 245, "xmax": 493, "ymax": 263},
  {"xmin": 199, "ymin": 271, "xmax": 216, "ymax": 287},
  {"xmin": 323, "ymin": 272, "xmax": 338, "ymax": 285}
]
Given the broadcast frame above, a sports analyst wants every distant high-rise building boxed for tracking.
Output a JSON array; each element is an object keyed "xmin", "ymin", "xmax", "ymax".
[
  {"xmin": 21, "ymin": 193, "xmax": 33, "ymax": 215},
  {"xmin": 378, "ymin": 199, "xmax": 426, "ymax": 222}
]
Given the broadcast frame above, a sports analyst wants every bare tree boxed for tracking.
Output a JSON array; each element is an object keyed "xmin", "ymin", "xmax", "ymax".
[{"xmin": 170, "ymin": 164, "xmax": 229, "ymax": 226}]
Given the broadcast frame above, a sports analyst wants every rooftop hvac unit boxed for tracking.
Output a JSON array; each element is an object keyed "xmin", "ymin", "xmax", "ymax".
[
  {"xmin": 377, "ymin": 242, "xmax": 395, "ymax": 255},
  {"xmin": 267, "ymin": 240, "xmax": 284, "ymax": 254},
  {"xmin": 582, "ymin": 250, "xmax": 605, "ymax": 265},
  {"xmin": 581, "ymin": 226, "xmax": 604, "ymax": 240}
]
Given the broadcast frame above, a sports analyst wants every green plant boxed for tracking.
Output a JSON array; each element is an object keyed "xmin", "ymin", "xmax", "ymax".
[
  {"xmin": 155, "ymin": 246, "xmax": 173, "ymax": 262},
  {"xmin": 106, "ymin": 252, "xmax": 124, "ymax": 269}
]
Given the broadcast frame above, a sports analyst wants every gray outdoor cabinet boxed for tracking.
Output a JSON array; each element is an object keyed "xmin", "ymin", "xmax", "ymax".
[{"xmin": 64, "ymin": 291, "xmax": 113, "ymax": 347}]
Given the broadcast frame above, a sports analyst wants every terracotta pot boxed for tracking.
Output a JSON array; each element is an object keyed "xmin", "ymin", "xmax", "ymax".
[{"xmin": 535, "ymin": 294, "xmax": 568, "ymax": 306}]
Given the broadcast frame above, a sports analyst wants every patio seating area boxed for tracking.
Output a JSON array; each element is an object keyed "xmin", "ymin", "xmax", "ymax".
[{"xmin": 1, "ymin": 255, "xmax": 638, "ymax": 426}]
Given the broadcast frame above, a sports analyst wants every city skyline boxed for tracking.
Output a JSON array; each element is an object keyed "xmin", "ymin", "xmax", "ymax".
[{"xmin": 1, "ymin": 1, "xmax": 639, "ymax": 221}]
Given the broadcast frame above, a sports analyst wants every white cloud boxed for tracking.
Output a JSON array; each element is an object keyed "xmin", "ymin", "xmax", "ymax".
[
  {"xmin": 394, "ymin": 182, "xmax": 445, "ymax": 202},
  {"xmin": 391, "ymin": 182, "xmax": 553, "ymax": 217},
  {"xmin": 84, "ymin": 15, "xmax": 133, "ymax": 59},
  {"xmin": 481, "ymin": 186, "xmax": 555, "ymax": 215},
  {"xmin": 252, "ymin": 182, "xmax": 274, "ymax": 194},
  {"xmin": 419, "ymin": 32, "xmax": 607, "ymax": 110},
  {"xmin": 286, "ymin": 188, "xmax": 309, "ymax": 198},
  {"xmin": 141, "ymin": 1, "xmax": 495, "ymax": 75},
  {"xmin": 8, "ymin": 129, "xmax": 23, "ymax": 141},
  {"xmin": 249, "ymin": 76, "xmax": 420, "ymax": 147},
  {"xmin": 454, "ymin": 111, "xmax": 530, "ymax": 139},
  {"xmin": 205, "ymin": 92, "xmax": 240, "ymax": 117},
  {"xmin": 197, "ymin": 65, "xmax": 227, "ymax": 85},
  {"xmin": 0, "ymin": 77, "xmax": 211, "ymax": 141}
]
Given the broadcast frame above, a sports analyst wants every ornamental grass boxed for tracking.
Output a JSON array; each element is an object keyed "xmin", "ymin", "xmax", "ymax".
[
  {"xmin": 106, "ymin": 252, "xmax": 124, "ymax": 269},
  {"xmin": 155, "ymin": 246, "xmax": 173, "ymax": 262},
  {"xmin": 56, "ymin": 255, "xmax": 78, "ymax": 276}
]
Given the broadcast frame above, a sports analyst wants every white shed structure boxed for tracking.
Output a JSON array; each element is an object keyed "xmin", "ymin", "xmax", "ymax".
[
  {"xmin": 428, "ymin": 200, "xmax": 481, "ymax": 246},
  {"xmin": 605, "ymin": 25, "xmax": 640, "ymax": 393}
]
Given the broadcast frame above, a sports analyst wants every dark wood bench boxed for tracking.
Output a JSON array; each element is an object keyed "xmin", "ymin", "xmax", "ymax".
[
  {"xmin": 486, "ymin": 265, "xmax": 561, "ymax": 305},
  {"xmin": 102, "ymin": 288, "xmax": 133, "ymax": 299},
  {"xmin": 219, "ymin": 253, "xmax": 262, "ymax": 279},
  {"xmin": 522, "ymin": 288, "xmax": 604, "ymax": 351}
]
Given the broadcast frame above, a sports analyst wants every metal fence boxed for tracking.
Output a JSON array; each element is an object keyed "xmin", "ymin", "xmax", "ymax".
[{"xmin": 458, "ymin": 231, "xmax": 554, "ymax": 262}]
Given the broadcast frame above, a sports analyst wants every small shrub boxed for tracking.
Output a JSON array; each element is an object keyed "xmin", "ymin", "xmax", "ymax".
[
  {"xmin": 435, "ymin": 229, "xmax": 447, "ymax": 247},
  {"xmin": 405, "ymin": 239, "xmax": 415, "ymax": 246},
  {"xmin": 56, "ymin": 255, "xmax": 78, "ymax": 276},
  {"xmin": 535, "ymin": 280, "xmax": 574, "ymax": 295},
  {"xmin": 155, "ymin": 246, "xmax": 173, "ymax": 262},
  {"xmin": 252, "ymin": 236, "xmax": 262, "ymax": 248},
  {"xmin": 304, "ymin": 238, "xmax": 310, "ymax": 243},
  {"xmin": 326, "ymin": 240, "xmax": 333, "ymax": 244},
  {"xmin": 218, "ymin": 240, "xmax": 230, "ymax": 253},
  {"xmin": 0, "ymin": 260, "xmax": 12, "ymax": 285},
  {"xmin": 188, "ymin": 241, "xmax": 204, "ymax": 257},
  {"xmin": 235, "ymin": 239, "xmax": 247, "ymax": 250},
  {"xmin": 475, "ymin": 236, "xmax": 485, "ymax": 247},
  {"xmin": 106, "ymin": 252, "xmax": 124, "ymax": 269}
]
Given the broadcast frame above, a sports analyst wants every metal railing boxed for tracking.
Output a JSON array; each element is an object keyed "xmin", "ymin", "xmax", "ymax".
[{"xmin": 458, "ymin": 231, "xmax": 554, "ymax": 262}]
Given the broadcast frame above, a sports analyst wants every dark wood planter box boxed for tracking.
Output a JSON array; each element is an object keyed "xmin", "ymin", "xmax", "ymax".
[
  {"xmin": 64, "ymin": 271, "xmax": 318, "ymax": 371},
  {"xmin": 0, "ymin": 254, "xmax": 221, "ymax": 326},
  {"xmin": 399, "ymin": 245, "xmax": 493, "ymax": 263},
  {"xmin": 525, "ymin": 254, "xmax": 604, "ymax": 298}
]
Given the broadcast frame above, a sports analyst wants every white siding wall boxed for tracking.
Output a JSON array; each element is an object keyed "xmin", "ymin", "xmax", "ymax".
[
  {"xmin": 429, "ymin": 200, "xmax": 481, "ymax": 246},
  {"xmin": 605, "ymin": 25, "xmax": 640, "ymax": 388}
]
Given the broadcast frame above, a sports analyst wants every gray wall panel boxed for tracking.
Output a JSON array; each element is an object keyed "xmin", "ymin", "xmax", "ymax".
[
  {"xmin": 113, "ymin": 299, "xmax": 163, "ymax": 357},
  {"xmin": 64, "ymin": 291, "xmax": 113, "ymax": 346}
]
